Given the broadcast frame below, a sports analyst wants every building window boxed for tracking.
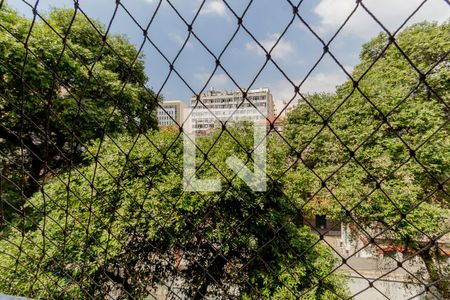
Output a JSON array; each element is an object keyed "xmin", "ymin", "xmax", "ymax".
[{"xmin": 315, "ymin": 215, "xmax": 327, "ymax": 230}]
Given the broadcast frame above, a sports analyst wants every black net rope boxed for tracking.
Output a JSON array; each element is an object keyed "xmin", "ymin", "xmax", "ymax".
[{"xmin": 0, "ymin": 0, "xmax": 449, "ymax": 299}]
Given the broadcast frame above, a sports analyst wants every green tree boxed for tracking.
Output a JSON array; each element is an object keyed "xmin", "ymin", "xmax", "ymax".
[
  {"xmin": 0, "ymin": 6, "xmax": 158, "ymax": 218},
  {"xmin": 285, "ymin": 21, "xmax": 449, "ymax": 297},
  {"xmin": 0, "ymin": 127, "xmax": 348, "ymax": 299}
]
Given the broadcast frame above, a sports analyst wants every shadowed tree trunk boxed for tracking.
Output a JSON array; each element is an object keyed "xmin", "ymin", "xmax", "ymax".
[
  {"xmin": 192, "ymin": 252, "xmax": 227, "ymax": 300},
  {"xmin": 418, "ymin": 247, "xmax": 449, "ymax": 299}
]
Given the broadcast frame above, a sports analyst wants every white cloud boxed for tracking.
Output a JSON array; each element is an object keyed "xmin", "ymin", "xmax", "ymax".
[
  {"xmin": 169, "ymin": 33, "xmax": 193, "ymax": 48},
  {"xmin": 314, "ymin": 0, "xmax": 449, "ymax": 37},
  {"xmin": 271, "ymin": 68, "xmax": 351, "ymax": 113},
  {"xmin": 199, "ymin": 1, "xmax": 227, "ymax": 17},
  {"xmin": 245, "ymin": 33, "xmax": 295, "ymax": 61},
  {"xmin": 194, "ymin": 72, "xmax": 229, "ymax": 87},
  {"xmin": 300, "ymin": 71, "xmax": 348, "ymax": 94}
]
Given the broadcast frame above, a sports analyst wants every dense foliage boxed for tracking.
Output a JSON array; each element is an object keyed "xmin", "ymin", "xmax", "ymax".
[
  {"xmin": 0, "ymin": 128, "xmax": 348, "ymax": 299},
  {"xmin": 285, "ymin": 21, "xmax": 449, "ymax": 297},
  {"xmin": 0, "ymin": 3, "xmax": 448, "ymax": 299},
  {"xmin": 0, "ymin": 6, "xmax": 158, "ymax": 215}
]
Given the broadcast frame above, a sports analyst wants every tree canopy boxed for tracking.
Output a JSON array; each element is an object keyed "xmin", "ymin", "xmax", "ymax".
[
  {"xmin": 0, "ymin": 6, "xmax": 158, "ymax": 207},
  {"xmin": 0, "ymin": 127, "xmax": 348, "ymax": 299},
  {"xmin": 285, "ymin": 21, "xmax": 449, "ymax": 297}
]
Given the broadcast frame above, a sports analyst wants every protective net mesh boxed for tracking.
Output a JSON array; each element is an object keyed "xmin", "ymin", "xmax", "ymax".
[{"xmin": 0, "ymin": 0, "xmax": 449, "ymax": 299}]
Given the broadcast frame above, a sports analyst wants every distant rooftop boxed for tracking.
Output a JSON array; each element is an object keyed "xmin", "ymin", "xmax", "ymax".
[
  {"xmin": 195, "ymin": 87, "xmax": 271, "ymax": 97},
  {"xmin": 159, "ymin": 100, "xmax": 184, "ymax": 104}
]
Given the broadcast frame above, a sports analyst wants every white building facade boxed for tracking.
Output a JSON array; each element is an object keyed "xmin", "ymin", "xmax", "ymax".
[
  {"xmin": 189, "ymin": 88, "xmax": 274, "ymax": 134},
  {"xmin": 157, "ymin": 100, "xmax": 185, "ymax": 126}
]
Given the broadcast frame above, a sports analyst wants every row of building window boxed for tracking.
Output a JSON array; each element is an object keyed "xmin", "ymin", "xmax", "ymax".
[
  {"xmin": 193, "ymin": 95, "xmax": 266, "ymax": 104},
  {"xmin": 191, "ymin": 103, "xmax": 267, "ymax": 110},
  {"xmin": 159, "ymin": 115, "xmax": 176, "ymax": 121}
]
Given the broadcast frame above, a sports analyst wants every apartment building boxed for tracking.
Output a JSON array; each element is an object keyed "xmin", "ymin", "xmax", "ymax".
[
  {"xmin": 157, "ymin": 100, "xmax": 185, "ymax": 126},
  {"xmin": 189, "ymin": 88, "xmax": 275, "ymax": 134}
]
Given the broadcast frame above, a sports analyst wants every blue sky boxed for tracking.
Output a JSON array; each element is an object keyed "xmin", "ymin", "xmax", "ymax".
[{"xmin": 9, "ymin": 0, "xmax": 449, "ymax": 113}]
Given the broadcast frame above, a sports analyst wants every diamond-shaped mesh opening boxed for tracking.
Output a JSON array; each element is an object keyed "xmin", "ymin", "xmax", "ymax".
[{"xmin": 1, "ymin": 0, "xmax": 449, "ymax": 299}]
